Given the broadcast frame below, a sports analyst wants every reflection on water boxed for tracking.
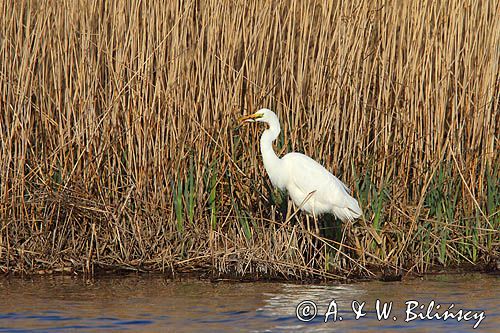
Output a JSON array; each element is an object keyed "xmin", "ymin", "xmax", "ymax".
[{"xmin": 0, "ymin": 273, "xmax": 498, "ymax": 332}]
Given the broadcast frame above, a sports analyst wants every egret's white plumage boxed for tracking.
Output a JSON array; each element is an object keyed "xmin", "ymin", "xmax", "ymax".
[{"xmin": 240, "ymin": 108, "xmax": 362, "ymax": 222}]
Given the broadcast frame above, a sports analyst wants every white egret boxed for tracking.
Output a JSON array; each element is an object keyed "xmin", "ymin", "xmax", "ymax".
[{"xmin": 239, "ymin": 108, "xmax": 362, "ymax": 222}]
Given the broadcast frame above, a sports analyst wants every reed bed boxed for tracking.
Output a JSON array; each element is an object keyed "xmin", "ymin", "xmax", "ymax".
[{"xmin": 0, "ymin": 0, "xmax": 498, "ymax": 279}]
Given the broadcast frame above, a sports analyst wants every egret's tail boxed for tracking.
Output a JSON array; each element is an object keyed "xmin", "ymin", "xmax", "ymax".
[
  {"xmin": 330, "ymin": 176, "xmax": 362, "ymax": 222},
  {"xmin": 334, "ymin": 194, "xmax": 362, "ymax": 222}
]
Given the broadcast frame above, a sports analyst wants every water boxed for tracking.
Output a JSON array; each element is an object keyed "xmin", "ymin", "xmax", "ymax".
[{"xmin": 0, "ymin": 273, "xmax": 498, "ymax": 332}]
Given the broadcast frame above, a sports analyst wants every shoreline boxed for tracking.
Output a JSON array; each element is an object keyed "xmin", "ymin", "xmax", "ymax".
[{"xmin": 2, "ymin": 260, "xmax": 498, "ymax": 283}]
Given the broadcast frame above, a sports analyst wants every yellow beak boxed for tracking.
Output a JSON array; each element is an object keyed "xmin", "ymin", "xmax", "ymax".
[{"xmin": 239, "ymin": 113, "xmax": 261, "ymax": 124}]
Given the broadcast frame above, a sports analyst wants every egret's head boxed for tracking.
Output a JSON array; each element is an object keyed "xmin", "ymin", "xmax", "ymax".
[{"xmin": 239, "ymin": 108, "xmax": 275, "ymax": 124}]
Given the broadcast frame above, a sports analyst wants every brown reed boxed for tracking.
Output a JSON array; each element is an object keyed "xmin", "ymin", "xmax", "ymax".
[{"xmin": 0, "ymin": 0, "xmax": 498, "ymax": 279}]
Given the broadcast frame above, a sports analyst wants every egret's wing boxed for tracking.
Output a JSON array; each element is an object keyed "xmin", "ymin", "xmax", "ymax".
[
  {"xmin": 283, "ymin": 153, "xmax": 348, "ymax": 205},
  {"xmin": 283, "ymin": 153, "xmax": 360, "ymax": 211},
  {"xmin": 331, "ymin": 173, "xmax": 351, "ymax": 194}
]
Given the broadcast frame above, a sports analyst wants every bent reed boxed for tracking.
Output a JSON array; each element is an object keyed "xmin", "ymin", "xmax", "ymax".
[{"xmin": 0, "ymin": 0, "xmax": 498, "ymax": 279}]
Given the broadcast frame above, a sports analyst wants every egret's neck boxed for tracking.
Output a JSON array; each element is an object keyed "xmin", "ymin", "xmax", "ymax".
[
  {"xmin": 260, "ymin": 118, "xmax": 281, "ymax": 164},
  {"xmin": 260, "ymin": 116, "xmax": 285, "ymax": 189}
]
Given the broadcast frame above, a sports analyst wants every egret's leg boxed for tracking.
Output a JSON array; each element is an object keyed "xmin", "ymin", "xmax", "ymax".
[
  {"xmin": 308, "ymin": 209, "xmax": 322, "ymax": 268},
  {"xmin": 310, "ymin": 200, "xmax": 319, "ymax": 235},
  {"xmin": 285, "ymin": 198, "xmax": 293, "ymax": 223},
  {"xmin": 312, "ymin": 210, "xmax": 320, "ymax": 236},
  {"xmin": 303, "ymin": 214, "xmax": 318, "ymax": 267}
]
